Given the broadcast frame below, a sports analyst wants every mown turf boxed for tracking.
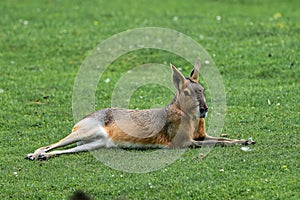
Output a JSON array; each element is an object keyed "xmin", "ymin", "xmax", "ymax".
[{"xmin": 0, "ymin": 0, "xmax": 299, "ymax": 199}]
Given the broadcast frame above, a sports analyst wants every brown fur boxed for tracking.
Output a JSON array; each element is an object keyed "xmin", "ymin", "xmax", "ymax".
[{"xmin": 193, "ymin": 118, "xmax": 208, "ymax": 140}]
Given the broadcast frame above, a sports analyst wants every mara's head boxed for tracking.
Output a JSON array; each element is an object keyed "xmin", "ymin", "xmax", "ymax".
[{"xmin": 171, "ymin": 62, "xmax": 208, "ymax": 118}]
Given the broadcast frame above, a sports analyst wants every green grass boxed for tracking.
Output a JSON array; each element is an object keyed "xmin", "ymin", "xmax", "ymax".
[{"xmin": 0, "ymin": 0, "xmax": 299, "ymax": 199}]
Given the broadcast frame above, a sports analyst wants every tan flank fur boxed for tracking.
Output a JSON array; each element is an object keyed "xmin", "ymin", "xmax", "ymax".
[{"xmin": 26, "ymin": 62, "xmax": 255, "ymax": 160}]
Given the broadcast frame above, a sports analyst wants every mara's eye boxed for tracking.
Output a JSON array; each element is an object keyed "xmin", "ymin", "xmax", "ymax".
[{"xmin": 183, "ymin": 90, "xmax": 190, "ymax": 96}]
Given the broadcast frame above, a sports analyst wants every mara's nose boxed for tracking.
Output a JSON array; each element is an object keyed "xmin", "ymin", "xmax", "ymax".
[{"xmin": 200, "ymin": 107, "xmax": 208, "ymax": 114}]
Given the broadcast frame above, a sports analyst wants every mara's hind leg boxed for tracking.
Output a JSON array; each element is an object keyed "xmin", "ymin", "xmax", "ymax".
[
  {"xmin": 38, "ymin": 140, "xmax": 108, "ymax": 160},
  {"xmin": 26, "ymin": 131, "xmax": 84, "ymax": 160},
  {"xmin": 26, "ymin": 117, "xmax": 108, "ymax": 160}
]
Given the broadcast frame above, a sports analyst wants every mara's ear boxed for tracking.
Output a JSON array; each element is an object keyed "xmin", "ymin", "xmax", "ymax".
[
  {"xmin": 171, "ymin": 63, "xmax": 186, "ymax": 91},
  {"xmin": 190, "ymin": 60, "xmax": 201, "ymax": 82}
]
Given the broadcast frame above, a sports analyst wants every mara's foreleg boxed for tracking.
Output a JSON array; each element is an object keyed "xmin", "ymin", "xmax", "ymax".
[
  {"xmin": 193, "ymin": 118, "xmax": 208, "ymax": 140},
  {"xmin": 204, "ymin": 135, "xmax": 255, "ymax": 145},
  {"xmin": 192, "ymin": 118, "xmax": 255, "ymax": 147}
]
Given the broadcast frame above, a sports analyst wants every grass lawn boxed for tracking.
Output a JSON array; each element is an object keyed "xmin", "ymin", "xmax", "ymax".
[{"xmin": 0, "ymin": 0, "xmax": 299, "ymax": 199}]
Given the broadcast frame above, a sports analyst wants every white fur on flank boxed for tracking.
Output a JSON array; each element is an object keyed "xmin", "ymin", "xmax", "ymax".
[
  {"xmin": 74, "ymin": 117, "xmax": 117, "ymax": 148},
  {"xmin": 75, "ymin": 117, "xmax": 167, "ymax": 149}
]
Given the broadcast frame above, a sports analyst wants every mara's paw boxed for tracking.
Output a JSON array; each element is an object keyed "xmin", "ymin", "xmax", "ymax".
[
  {"xmin": 242, "ymin": 139, "xmax": 256, "ymax": 145},
  {"xmin": 37, "ymin": 152, "xmax": 55, "ymax": 161},
  {"xmin": 25, "ymin": 147, "xmax": 48, "ymax": 161},
  {"xmin": 25, "ymin": 153, "xmax": 37, "ymax": 161},
  {"xmin": 38, "ymin": 154, "xmax": 48, "ymax": 161}
]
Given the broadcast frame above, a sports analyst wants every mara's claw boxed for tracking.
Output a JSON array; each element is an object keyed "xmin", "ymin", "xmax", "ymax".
[
  {"xmin": 242, "ymin": 140, "xmax": 256, "ymax": 145},
  {"xmin": 25, "ymin": 154, "xmax": 36, "ymax": 161},
  {"xmin": 38, "ymin": 154, "xmax": 48, "ymax": 161}
]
